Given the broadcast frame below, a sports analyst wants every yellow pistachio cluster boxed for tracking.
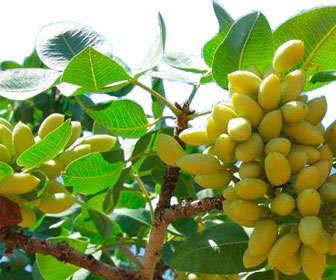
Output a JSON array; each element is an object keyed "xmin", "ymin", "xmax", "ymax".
[
  {"xmin": 0, "ymin": 113, "xmax": 116, "ymax": 228},
  {"xmin": 157, "ymin": 40, "xmax": 336, "ymax": 280}
]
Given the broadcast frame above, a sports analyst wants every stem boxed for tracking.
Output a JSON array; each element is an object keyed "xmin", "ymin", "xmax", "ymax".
[
  {"xmin": 186, "ymin": 84, "xmax": 200, "ymax": 104},
  {"xmin": 133, "ymin": 173, "xmax": 155, "ymax": 222},
  {"xmin": 187, "ymin": 110, "xmax": 211, "ymax": 120},
  {"xmin": 119, "ymin": 245, "xmax": 143, "ymax": 268},
  {"xmin": 273, "ymin": 269, "xmax": 280, "ymax": 280},
  {"xmin": 133, "ymin": 80, "xmax": 182, "ymax": 116}
]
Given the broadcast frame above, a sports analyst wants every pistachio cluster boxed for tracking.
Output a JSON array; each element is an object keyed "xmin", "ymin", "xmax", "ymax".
[
  {"xmin": 0, "ymin": 113, "xmax": 116, "ymax": 228},
  {"xmin": 157, "ymin": 40, "xmax": 336, "ymax": 280}
]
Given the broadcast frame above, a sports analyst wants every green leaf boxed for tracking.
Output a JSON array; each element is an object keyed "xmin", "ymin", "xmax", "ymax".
[
  {"xmin": 36, "ymin": 237, "xmax": 88, "ymax": 280},
  {"xmin": 63, "ymin": 153, "xmax": 123, "ymax": 194},
  {"xmin": 212, "ymin": 12, "xmax": 272, "ymax": 89},
  {"xmin": 162, "ymin": 223, "xmax": 249, "ymax": 274},
  {"xmin": 146, "ymin": 70, "xmax": 196, "ymax": 85},
  {"xmin": 142, "ymin": 13, "xmax": 166, "ymax": 70},
  {"xmin": 23, "ymin": 50, "xmax": 43, "ymax": 68},
  {"xmin": 246, "ymin": 270, "xmax": 308, "ymax": 280},
  {"xmin": 212, "ymin": 0, "xmax": 234, "ymax": 31},
  {"xmin": 20, "ymin": 171, "xmax": 49, "ymax": 201},
  {"xmin": 110, "ymin": 208, "xmax": 150, "ymax": 236},
  {"xmin": 17, "ymin": 120, "xmax": 71, "ymax": 168},
  {"xmin": 62, "ymin": 47, "xmax": 131, "ymax": 91},
  {"xmin": 77, "ymin": 96, "xmax": 149, "ymax": 138},
  {"xmin": 273, "ymin": 6, "xmax": 336, "ymax": 91},
  {"xmin": 115, "ymin": 190, "xmax": 146, "ymax": 209},
  {"xmin": 88, "ymin": 208, "xmax": 115, "ymax": 239},
  {"xmin": 0, "ymin": 69, "xmax": 60, "ymax": 100},
  {"xmin": 0, "ymin": 162, "xmax": 13, "ymax": 180},
  {"xmin": 36, "ymin": 22, "xmax": 112, "ymax": 71},
  {"xmin": 151, "ymin": 76, "xmax": 165, "ymax": 120},
  {"xmin": 163, "ymin": 52, "xmax": 209, "ymax": 73},
  {"xmin": 139, "ymin": 156, "xmax": 163, "ymax": 171},
  {"xmin": 310, "ymin": 70, "xmax": 336, "ymax": 84},
  {"xmin": 168, "ymin": 218, "xmax": 198, "ymax": 237},
  {"xmin": 0, "ymin": 61, "xmax": 22, "ymax": 70}
]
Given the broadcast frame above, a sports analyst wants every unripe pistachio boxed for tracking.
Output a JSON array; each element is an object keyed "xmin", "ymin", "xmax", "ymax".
[
  {"xmin": 227, "ymin": 117, "xmax": 251, "ymax": 142},
  {"xmin": 235, "ymin": 133, "xmax": 264, "ymax": 163},
  {"xmin": 305, "ymin": 96, "xmax": 327, "ymax": 125},
  {"xmin": 176, "ymin": 154, "xmax": 222, "ymax": 175},
  {"xmin": 228, "ymin": 70, "xmax": 261, "ymax": 96},
  {"xmin": 258, "ymin": 74, "xmax": 281, "ymax": 110},
  {"xmin": 280, "ymin": 69, "xmax": 306, "ymax": 104},
  {"xmin": 281, "ymin": 101, "xmax": 308, "ymax": 123},
  {"xmin": 80, "ymin": 135, "xmax": 116, "ymax": 152},
  {"xmin": 264, "ymin": 137, "xmax": 291, "ymax": 156},
  {"xmin": 38, "ymin": 113, "xmax": 64, "ymax": 139},
  {"xmin": 265, "ymin": 152, "xmax": 290, "ymax": 186},
  {"xmin": 297, "ymin": 188, "xmax": 321, "ymax": 216},
  {"xmin": 271, "ymin": 193, "xmax": 295, "ymax": 216},
  {"xmin": 156, "ymin": 134, "xmax": 184, "ymax": 167},
  {"xmin": 298, "ymin": 216, "xmax": 323, "ymax": 246},
  {"xmin": 300, "ymin": 245, "xmax": 326, "ymax": 280},
  {"xmin": 194, "ymin": 171, "xmax": 232, "ymax": 189},
  {"xmin": 212, "ymin": 103, "xmax": 237, "ymax": 132},
  {"xmin": 179, "ymin": 128, "xmax": 212, "ymax": 146},
  {"xmin": 18, "ymin": 207, "xmax": 36, "ymax": 228},
  {"xmin": 258, "ymin": 110, "xmax": 283, "ymax": 142},
  {"xmin": 284, "ymin": 120, "xmax": 324, "ymax": 145},
  {"xmin": 12, "ymin": 122, "xmax": 35, "ymax": 155},
  {"xmin": 0, "ymin": 173, "xmax": 40, "ymax": 194},
  {"xmin": 272, "ymin": 40, "xmax": 304, "ymax": 72},
  {"xmin": 66, "ymin": 121, "xmax": 82, "ymax": 148}
]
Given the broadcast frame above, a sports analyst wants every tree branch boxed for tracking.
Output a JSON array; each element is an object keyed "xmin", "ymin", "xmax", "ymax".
[{"xmin": 0, "ymin": 228, "xmax": 137, "ymax": 280}]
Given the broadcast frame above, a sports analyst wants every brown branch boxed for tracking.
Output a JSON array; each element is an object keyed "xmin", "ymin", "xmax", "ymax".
[{"xmin": 0, "ymin": 228, "xmax": 137, "ymax": 280}]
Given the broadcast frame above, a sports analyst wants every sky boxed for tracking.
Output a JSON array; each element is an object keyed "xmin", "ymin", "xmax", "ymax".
[{"xmin": 1, "ymin": 0, "xmax": 336, "ymax": 127}]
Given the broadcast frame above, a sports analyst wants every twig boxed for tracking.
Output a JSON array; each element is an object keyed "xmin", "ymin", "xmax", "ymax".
[
  {"xmin": 273, "ymin": 269, "xmax": 280, "ymax": 280},
  {"xmin": 187, "ymin": 110, "xmax": 211, "ymax": 120},
  {"xmin": 133, "ymin": 173, "xmax": 155, "ymax": 222},
  {"xmin": 119, "ymin": 245, "xmax": 143, "ymax": 268},
  {"xmin": 0, "ymin": 228, "xmax": 136, "ymax": 280},
  {"xmin": 186, "ymin": 84, "xmax": 200, "ymax": 104},
  {"xmin": 133, "ymin": 80, "xmax": 182, "ymax": 116}
]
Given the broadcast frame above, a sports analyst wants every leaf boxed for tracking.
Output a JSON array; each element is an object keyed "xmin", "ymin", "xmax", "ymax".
[
  {"xmin": 110, "ymin": 208, "xmax": 150, "ymax": 236},
  {"xmin": 36, "ymin": 237, "xmax": 88, "ymax": 280},
  {"xmin": 0, "ymin": 61, "xmax": 22, "ymax": 70},
  {"xmin": 163, "ymin": 52, "xmax": 209, "ymax": 73},
  {"xmin": 17, "ymin": 120, "xmax": 71, "ymax": 168},
  {"xmin": 310, "ymin": 70, "xmax": 336, "ymax": 84},
  {"xmin": 36, "ymin": 22, "xmax": 113, "ymax": 71},
  {"xmin": 20, "ymin": 171, "xmax": 49, "ymax": 201},
  {"xmin": 162, "ymin": 223, "xmax": 249, "ymax": 274},
  {"xmin": 246, "ymin": 270, "xmax": 308, "ymax": 280},
  {"xmin": 23, "ymin": 50, "xmax": 43, "ymax": 68},
  {"xmin": 146, "ymin": 70, "xmax": 196, "ymax": 85},
  {"xmin": 0, "ymin": 69, "xmax": 60, "ymax": 100},
  {"xmin": 168, "ymin": 218, "xmax": 198, "ymax": 237},
  {"xmin": 62, "ymin": 153, "xmax": 123, "ymax": 194},
  {"xmin": 141, "ymin": 13, "xmax": 166, "ymax": 70},
  {"xmin": 77, "ymin": 96, "xmax": 149, "ymax": 138},
  {"xmin": 115, "ymin": 190, "xmax": 146, "ymax": 209},
  {"xmin": 62, "ymin": 47, "xmax": 131, "ymax": 91},
  {"xmin": 151, "ymin": 76, "xmax": 165, "ymax": 120},
  {"xmin": 0, "ymin": 162, "xmax": 13, "ymax": 180},
  {"xmin": 273, "ymin": 6, "xmax": 336, "ymax": 91},
  {"xmin": 212, "ymin": 12, "xmax": 273, "ymax": 89},
  {"xmin": 88, "ymin": 208, "xmax": 115, "ymax": 239},
  {"xmin": 212, "ymin": 0, "xmax": 234, "ymax": 31}
]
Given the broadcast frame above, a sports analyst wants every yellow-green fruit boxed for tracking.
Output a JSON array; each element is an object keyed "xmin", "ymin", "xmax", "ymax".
[
  {"xmin": 329, "ymin": 233, "xmax": 336, "ymax": 255},
  {"xmin": 12, "ymin": 122, "xmax": 35, "ymax": 155},
  {"xmin": 292, "ymin": 144, "xmax": 320, "ymax": 164},
  {"xmin": 239, "ymin": 161, "xmax": 262, "ymax": 179},
  {"xmin": 0, "ymin": 118, "xmax": 13, "ymax": 130},
  {"xmin": 281, "ymin": 101, "xmax": 308, "ymax": 123},
  {"xmin": 0, "ymin": 173, "xmax": 40, "ymax": 194},
  {"xmin": 66, "ymin": 121, "xmax": 82, "ymax": 148},
  {"xmin": 324, "ymin": 120, "xmax": 336, "ymax": 149},
  {"xmin": 264, "ymin": 137, "xmax": 291, "ymax": 156},
  {"xmin": 248, "ymin": 219, "xmax": 278, "ymax": 257},
  {"xmin": 38, "ymin": 113, "xmax": 64, "ymax": 139},
  {"xmin": 235, "ymin": 178, "xmax": 267, "ymax": 199},
  {"xmin": 294, "ymin": 166, "xmax": 320, "ymax": 193},
  {"xmin": 176, "ymin": 154, "xmax": 222, "ymax": 175},
  {"xmin": 226, "ymin": 199, "xmax": 261, "ymax": 221},
  {"xmin": 156, "ymin": 134, "xmax": 184, "ymax": 167},
  {"xmin": 268, "ymin": 233, "xmax": 301, "ymax": 268},
  {"xmin": 80, "ymin": 135, "xmax": 116, "ymax": 152},
  {"xmin": 0, "ymin": 144, "xmax": 11, "ymax": 163},
  {"xmin": 231, "ymin": 93, "xmax": 263, "ymax": 127},
  {"xmin": 206, "ymin": 117, "xmax": 223, "ymax": 142},
  {"xmin": 243, "ymin": 248, "xmax": 266, "ymax": 268},
  {"xmin": 258, "ymin": 110, "xmax": 283, "ymax": 141},
  {"xmin": 227, "ymin": 118, "xmax": 251, "ymax": 142},
  {"xmin": 47, "ymin": 179, "xmax": 69, "ymax": 194},
  {"xmin": 222, "ymin": 186, "xmax": 238, "ymax": 201},
  {"xmin": 271, "ymin": 193, "xmax": 295, "ymax": 216},
  {"xmin": 284, "ymin": 121, "xmax": 323, "ymax": 145},
  {"xmin": 311, "ymin": 230, "xmax": 331, "ymax": 254},
  {"xmin": 56, "ymin": 144, "xmax": 92, "ymax": 168},
  {"xmin": 315, "ymin": 123, "xmax": 325, "ymax": 134},
  {"xmin": 38, "ymin": 192, "xmax": 75, "ymax": 214},
  {"xmin": 265, "ymin": 152, "xmax": 290, "ymax": 186},
  {"xmin": 300, "ymin": 245, "xmax": 326, "ymax": 280},
  {"xmin": 319, "ymin": 145, "xmax": 333, "ymax": 162},
  {"xmin": 273, "ymin": 40, "xmax": 304, "ymax": 72},
  {"xmin": 179, "ymin": 128, "xmax": 212, "ymax": 146},
  {"xmin": 329, "ymin": 174, "xmax": 336, "ymax": 184},
  {"xmin": 235, "ymin": 133, "xmax": 264, "ymax": 163},
  {"xmin": 297, "ymin": 188, "xmax": 321, "ymax": 216},
  {"xmin": 319, "ymin": 182, "xmax": 336, "ymax": 202},
  {"xmin": 258, "ymin": 74, "xmax": 281, "ymax": 110},
  {"xmin": 287, "ymin": 150, "xmax": 308, "ymax": 174},
  {"xmin": 299, "ymin": 216, "xmax": 323, "ymax": 246},
  {"xmin": 212, "ymin": 103, "xmax": 237, "ymax": 132},
  {"xmin": 0, "ymin": 124, "xmax": 15, "ymax": 155},
  {"xmin": 297, "ymin": 94, "xmax": 308, "ymax": 102},
  {"xmin": 18, "ymin": 207, "xmax": 36, "ymax": 228},
  {"xmin": 228, "ymin": 70, "xmax": 261, "ymax": 96},
  {"xmin": 280, "ymin": 69, "xmax": 306, "ymax": 104},
  {"xmin": 305, "ymin": 96, "xmax": 327, "ymax": 125},
  {"xmin": 194, "ymin": 172, "xmax": 232, "ymax": 188},
  {"xmin": 186, "ymin": 273, "xmax": 201, "ymax": 280},
  {"xmin": 276, "ymin": 252, "xmax": 300, "ymax": 276},
  {"xmin": 213, "ymin": 134, "xmax": 236, "ymax": 163},
  {"xmin": 313, "ymin": 160, "xmax": 331, "ymax": 187},
  {"xmin": 38, "ymin": 160, "xmax": 63, "ymax": 179}
]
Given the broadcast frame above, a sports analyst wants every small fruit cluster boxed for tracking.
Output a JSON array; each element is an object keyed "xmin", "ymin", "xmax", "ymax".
[
  {"xmin": 157, "ymin": 40, "xmax": 336, "ymax": 280},
  {"xmin": 0, "ymin": 113, "xmax": 116, "ymax": 228}
]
